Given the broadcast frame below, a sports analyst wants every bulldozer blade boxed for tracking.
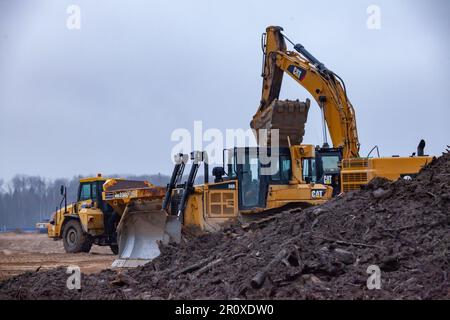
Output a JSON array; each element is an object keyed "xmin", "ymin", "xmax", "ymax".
[
  {"xmin": 164, "ymin": 216, "xmax": 182, "ymax": 244},
  {"xmin": 112, "ymin": 209, "xmax": 168, "ymax": 268}
]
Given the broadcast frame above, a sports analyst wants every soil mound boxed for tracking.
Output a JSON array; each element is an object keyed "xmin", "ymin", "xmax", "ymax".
[{"xmin": 1, "ymin": 152, "xmax": 449, "ymax": 300}]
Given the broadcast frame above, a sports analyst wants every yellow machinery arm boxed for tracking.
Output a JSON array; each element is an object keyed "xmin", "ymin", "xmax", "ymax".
[
  {"xmin": 253, "ymin": 26, "xmax": 360, "ymax": 159},
  {"xmin": 253, "ymin": 26, "xmax": 432, "ymax": 193}
]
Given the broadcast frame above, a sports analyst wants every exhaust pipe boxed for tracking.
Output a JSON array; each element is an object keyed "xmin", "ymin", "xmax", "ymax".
[{"xmin": 417, "ymin": 139, "xmax": 425, "ymax": 156}]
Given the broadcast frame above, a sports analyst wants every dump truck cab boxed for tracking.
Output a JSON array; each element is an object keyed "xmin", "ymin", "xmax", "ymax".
[{"xmin": 76, "ymin": 176, "xmax": 113, "ymax": 238}]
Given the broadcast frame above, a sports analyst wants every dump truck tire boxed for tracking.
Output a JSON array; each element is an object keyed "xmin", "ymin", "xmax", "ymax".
[
  {"xmin": 81, "ymin": 239, "xmax": 93, "ymax": 253},
  {"xmin": 110, "ymin": 245, "xmax": 119, "ymax": 255},
  {"xmin": 62, "ymin": 219, "xmax": 92, "ymax": 253}
]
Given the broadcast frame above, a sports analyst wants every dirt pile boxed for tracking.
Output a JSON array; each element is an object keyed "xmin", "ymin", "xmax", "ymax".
[{"xmin": 1, "ymin": 151, "xmax": 449, "ymax": 300}]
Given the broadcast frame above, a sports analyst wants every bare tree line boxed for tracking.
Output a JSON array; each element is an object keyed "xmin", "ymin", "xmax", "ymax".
[{"xmin": 0, "ymin": 174, "xmax": 170, "ymax": 229}]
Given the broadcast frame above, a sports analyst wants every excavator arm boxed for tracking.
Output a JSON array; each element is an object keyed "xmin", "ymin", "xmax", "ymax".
[{"xmin": 252, "ymin": 26, "xmax": 360, "ymax": 159}]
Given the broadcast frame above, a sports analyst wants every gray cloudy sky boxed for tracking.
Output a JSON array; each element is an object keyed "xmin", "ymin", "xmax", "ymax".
[{"xmin": 0, "ymin": 0, "xmax": 449, "ymax": 180}]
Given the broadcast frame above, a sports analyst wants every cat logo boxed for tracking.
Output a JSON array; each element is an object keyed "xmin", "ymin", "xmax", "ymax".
[
  {"xmin": 311, "ymin": 189, "xmax": 325, "ymax": 198},
  {"xmin": 287, "ymin": 65, "xmax": 306, "ymax": 81},
  {"xmin": 293, "ymin": 67, "xmax": 302, "ymax": 78}
]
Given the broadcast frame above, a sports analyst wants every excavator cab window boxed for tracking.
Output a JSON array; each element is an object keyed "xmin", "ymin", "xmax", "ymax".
[
  {"xmin": 321, "ymin": 155, "xmax": 340, "ymax": 173},
  {"xmin": 302, "ymin": 158, "xmax": 317, "ymax": 183}
]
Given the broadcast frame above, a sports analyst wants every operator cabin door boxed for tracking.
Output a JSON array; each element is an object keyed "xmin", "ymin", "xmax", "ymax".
[
  {"xmin": 236, "ymin": 148, "xmax": 266, "ymax": 210},
  {"xmin": 77, "ymin": 181, "xmax": 103, "ymax": 213},
  {"xmin": 77, "ymin": 182, "xmax": 95, "ymax": 211},
  {"xmin": 316, "ymin": 150, "xmax": 342, "ymax": 196}
]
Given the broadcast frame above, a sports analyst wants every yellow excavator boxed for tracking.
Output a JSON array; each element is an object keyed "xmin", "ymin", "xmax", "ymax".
[{"xmin": 251, "ymin": 26, "xmax": 433, "ymax": 193}]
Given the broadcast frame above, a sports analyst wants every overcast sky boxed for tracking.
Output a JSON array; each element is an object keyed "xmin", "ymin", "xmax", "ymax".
[{"xmin": 0, "ymin": 0, "xmax": 449, "ymax": 181}]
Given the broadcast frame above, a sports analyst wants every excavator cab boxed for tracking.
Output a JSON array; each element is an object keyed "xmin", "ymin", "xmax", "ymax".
[{"xmin": 313, "ymin": 147, "xmax": 343, "ymax": 196}]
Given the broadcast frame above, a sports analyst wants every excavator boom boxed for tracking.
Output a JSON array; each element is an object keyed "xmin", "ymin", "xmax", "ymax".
[{"xmin": 252, "ymin": 26, "xmax": 360, "ymax": 158}]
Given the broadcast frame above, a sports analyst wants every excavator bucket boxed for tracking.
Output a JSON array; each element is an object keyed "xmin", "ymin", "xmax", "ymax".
[
  {"xmin": 111, "ymin": 199, "xmax": 173, "ymax": 268},
  {"xmin": 251, "ymin": 99, "xmax": 310, "ymax": 147}
]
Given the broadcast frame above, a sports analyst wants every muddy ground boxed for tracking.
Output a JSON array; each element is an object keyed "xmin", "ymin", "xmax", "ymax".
[
  {"xmin": 0, "ymin": 151, "xmax": 449, "ymax": 300},
  {"xmin": 0, "ymin": 233, "xmax": 115, "ymax": 281}
]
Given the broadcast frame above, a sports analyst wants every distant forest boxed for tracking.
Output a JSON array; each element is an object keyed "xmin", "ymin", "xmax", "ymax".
[{"xmin": 0, "ymin": 174, "xmax": 171, "ymax": 229}]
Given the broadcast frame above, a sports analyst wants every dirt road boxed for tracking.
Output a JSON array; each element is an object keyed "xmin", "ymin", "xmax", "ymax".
[{"xmin": 0, "ymin": 233, "xmax": 115, "ymax": 281}]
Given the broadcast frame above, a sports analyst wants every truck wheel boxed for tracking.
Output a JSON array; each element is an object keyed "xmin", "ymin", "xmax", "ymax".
[
  {"xmin": 110, "ymin": 245, "xmax": 119, "ymax": 255},
  {"xmin": 62, "ymin": 220, "xmax": 92, "ymax": 253}
]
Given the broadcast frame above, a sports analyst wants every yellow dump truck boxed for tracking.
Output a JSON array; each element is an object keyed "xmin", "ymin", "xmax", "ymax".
[{"xmin": 47, "ymin": 175, "xmax": 166, "ymax": 264}]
